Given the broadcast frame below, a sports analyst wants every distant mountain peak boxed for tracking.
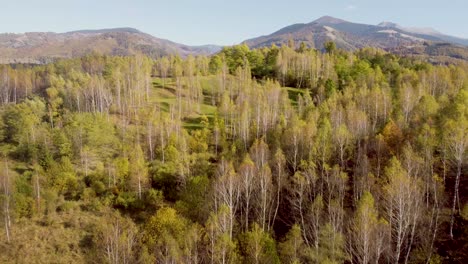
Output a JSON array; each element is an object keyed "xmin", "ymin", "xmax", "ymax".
[
  {"xmin": 313, "ymin": 16, "xmax": 347, "ymax": 24},
  {"xmin": 66, "ymin": 27, "xmax": 142, "ymax": 34},
  {"xmin": 243, "ymin": 16, "xmax": 468, "ymax": 60},
  {"xmin": 377, "ymin": 21, "xmax": 400, "ymax": 28}
]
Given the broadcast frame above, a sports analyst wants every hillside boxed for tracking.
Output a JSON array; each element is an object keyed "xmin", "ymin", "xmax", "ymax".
[
  {"xmin": 0, "ymin": 28, "xmax": 221, "ymax": 64},
  {"xmin": 243, "ymin": 16, "xmax": 468, "ymax": 61},
  {"xmin": 0, "ymin": 44, "xmax": 467, "ymax": 263},
  {"xmin": 0, "ymin": 9, "xmax": 468, "ymax": 263}
]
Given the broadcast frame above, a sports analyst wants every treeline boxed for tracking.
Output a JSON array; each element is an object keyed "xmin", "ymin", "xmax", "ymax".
[{"xmin": 0, "ymin": 44, "xmax": 467, "ymax": 263}]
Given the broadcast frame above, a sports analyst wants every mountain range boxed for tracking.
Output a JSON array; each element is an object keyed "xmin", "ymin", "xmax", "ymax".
[
  {"xmin": 1, "ymin": 16, "xmax": 468, "ymax": 64},
  {"xmin": 0, "ymin": 28, "xmax": 221, "ymax": 64},
  {"xmin": 243, "ymin": 16, "xmax": 468, "ymax": 50}
]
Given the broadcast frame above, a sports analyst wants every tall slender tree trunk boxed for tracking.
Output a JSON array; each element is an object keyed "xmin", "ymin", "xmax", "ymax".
[
  {"xmin": 450, "ymin": 160, "xmax": 462, "ymax": 239},
  {"xmin": 3, "ymin": 159, "xmax": 11, "ymax": 243}
]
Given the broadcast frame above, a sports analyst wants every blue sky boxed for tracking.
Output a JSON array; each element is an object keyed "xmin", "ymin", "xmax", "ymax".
[{"xmin": 2, "ymin": 0, "xmax": 467, "ymax": 45}]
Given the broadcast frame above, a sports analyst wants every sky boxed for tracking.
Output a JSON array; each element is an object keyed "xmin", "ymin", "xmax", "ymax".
[{"xmin": 1, "ymin": 0, "xmax": 467, "ymax": 46}]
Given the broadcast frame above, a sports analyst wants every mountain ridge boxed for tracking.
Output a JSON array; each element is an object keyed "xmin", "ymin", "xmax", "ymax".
[
  {"xmin": 65, "ymin": 27, "xmax": 143, "ymax": 34},
  {"xmin": 1, "ymin": 17, "xmax": 468, "ymax": 64},
  {"xmin": 376, "ymin": 21, "xmax": 468, "ymax": 46},
  {"xmin": 243, "ymin": 16, "xmax": 468, "ymax": 61},
  {"xmin": 0, "ymin": 27, "xmax": 222, "ymax": 64}
]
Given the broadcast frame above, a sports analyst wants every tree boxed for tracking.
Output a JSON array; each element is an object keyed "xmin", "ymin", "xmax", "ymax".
[
  {"xmin": 384, "ymin": 157, "xmax": 422, "ymax": 264},
  {"xmin": 209, "ymin": 55, "xmax": 223, "ymax": 75},
  {"xmin": 349, "ymin": 191, "xmax": 385, "ymax": 264},
  {"xmin": 0, "ymin": 158, "xmax": 12, "ymax": 242},
  {"xmin": 316, "ymin": 116, "xmax": 333, "ymax": 180},
  {"xmin": 290, "ymin": 172, "xmax": 310, "ymax": 245},
  {"xmin": 279, "ymin": 224, "xmax": 306, "ymax": 264},
  {"xmin": 98, "ymin": 210, "xmax": 137, "ymax": 264},
  {"xmin": 129, "ymin": 144, "xmax": 149, "ymax": 199},
  {"xmin": 214, "ymin": 159, "xmax": 240, "ymax": 239},
  {"xmin": 283, "ymin": 117, "xmax": 305, "ymax": 172},
  {"xmin": 334, "ymin": 124, "xmax": 352, "ymax": 168},
  {"xmin": 249, "ymin": 139, "xmax": 273, "ymax": 231},
  {"xmin": 31, "ymin": 162, "xmax": 42, "ymax": 213},
  {"xmin": 144, "ymin": 207, "xmax": 200, "ymax": 263},
  {"xmin": 324, "ymin": 41, "xmax": 336, "ymax": 54},
  {"xmin": 381, "ymin": 119, "xmax": 403, "ymax": 155},
  {"xmin": 443, "ymin": 88, "xmax": 468, "ymax": 239},
  {"xmin": 271, "ymin": 149, "xmax": 286, "ymax": 230},
  {"xmin": 241, "ymin": 223, "xmax": 280, "ymax": 264},
  {"xmin": 158, "ymin": 56, "xmax": 170, "ymax": 88},
  {"xmin": 205, "ymin": 205, "xmax": 239, "ymax": 264},
  {"xmin": 239, "ymin": 154, "xmax": 257, "ymax": 231},
  {"xmin": 314, "ymin": 223, "xmax": 347, "ymax": 263}
]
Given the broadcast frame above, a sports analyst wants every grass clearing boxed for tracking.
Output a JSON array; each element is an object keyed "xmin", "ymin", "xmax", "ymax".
[
  {"xmin": 285, "ymin": 87, "xmax": 306, "ymax": 106},
  {"xmin": 151, "ymin": 76, "xmax": 307, "ymax": 129},
  {"xmin": 151, "ymin": 77, "xmax": 218, "ymax": 129}
]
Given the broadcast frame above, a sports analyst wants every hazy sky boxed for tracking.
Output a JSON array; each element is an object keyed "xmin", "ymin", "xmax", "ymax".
[{"xmin": 1, "ymin": 0, "xmax": 467, "ymax": 45}]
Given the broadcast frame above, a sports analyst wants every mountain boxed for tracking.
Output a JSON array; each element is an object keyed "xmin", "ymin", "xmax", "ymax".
[
  {"xmin": 377, "ymin": 22, "xmax": 468, "ymax": 47},
  {"xmin": 0, "ymin": 28, "xmax": 222, "ymax": 64},
  {"xmin": 243, "ymin": 16, "xmax": 468, "ymax": 60},
  {"xmin": 2, "ymin": 19, "xmax": 468, "ymax": 65}
]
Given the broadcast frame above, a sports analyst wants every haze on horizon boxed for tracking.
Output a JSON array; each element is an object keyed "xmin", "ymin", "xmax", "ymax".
[{"xmin": 2, "ymin": 0, "xmax": 468, "ymax": 46}]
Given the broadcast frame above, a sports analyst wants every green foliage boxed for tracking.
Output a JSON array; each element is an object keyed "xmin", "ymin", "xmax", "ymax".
[
  {"xmin": 324, "ymin": 41, "xmax": 336, "ymax": 54},
  {"xmin": 144, "ymin": 207, "xmax": 200, "ymax": 263},
  {"xmin": 462, "ymin": 203, "xmax": 468, "ymax": 221},
  {"xmin": 313, "ymin": 223, "xmax": 347, "ymax": 263},
  {"xmin": 114, "ymin": 191, "xmax": 137, "ymax": 209},
  {"xmin": 177, "ymin": 175, "xmax": 211, "ymax": 222},
  {"xmin": 151, "ymin": 160, "xmax": 180, "ymax": 201},
  {"xmin": 220, "ymin": 44, "xmax": 251, "ymax": 73},
  {"xmin": 47, "ymin": 157, "xmax": 80, "ymax": 199},
  {"xmin": 0, "ymin": 46, "xmax": 466, "ymax": 263},
  {"xmin": 128, "ymin": 144, "xmax": 149, "ymax": 198},
  {"xmin": 279, "ymin": 224, "xmax": 305, "ymax": 264},
  {"xmin": 240, "ymin": 223, "xmax": 280, "ymax": 264},
  {"xmin": 325, "ymin": 79, "xmax": 337, "ymax": 97},
  {"xmin": 1, "ymin": 97, "xmax": 46, "ymax": 160},
  {"xmin": 209, "ymin": 54, "xmax": 223, "ymax": 74}
]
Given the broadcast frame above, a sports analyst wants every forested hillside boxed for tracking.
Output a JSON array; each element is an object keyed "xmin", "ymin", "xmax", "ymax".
[
  {"xmin": 0, "ymin": 43, "xmax": 466, "ymax": 263},
  {"xmin": 0, "ymin": 28, "xmax": 221, "ymax": 64}
]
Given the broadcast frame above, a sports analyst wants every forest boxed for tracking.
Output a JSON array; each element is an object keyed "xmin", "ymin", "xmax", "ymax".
[{"xmin": 0, "ymin": 42, "xmax": 466, "ymax": 263}]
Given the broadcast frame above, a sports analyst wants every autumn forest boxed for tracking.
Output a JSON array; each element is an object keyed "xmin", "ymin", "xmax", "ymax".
[{"xmin": 0, "ymin": 42, "xmax": 467, "ymax": 263}]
